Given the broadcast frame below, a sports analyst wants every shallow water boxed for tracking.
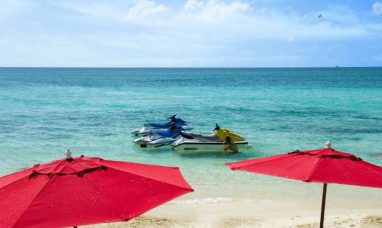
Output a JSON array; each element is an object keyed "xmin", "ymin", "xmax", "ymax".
[{"xmin": 1, "ymin": 67, "xmax": 382, "ymax": 201}]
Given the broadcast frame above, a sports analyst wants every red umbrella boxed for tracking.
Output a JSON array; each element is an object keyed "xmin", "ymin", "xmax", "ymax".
[
  {"xmin": 226, "ymin": 142, "xmax": 382, "ymax": 228},
  {"xmin": 0, "ymin": 153, "xmax": 193, "ymax": 228}
]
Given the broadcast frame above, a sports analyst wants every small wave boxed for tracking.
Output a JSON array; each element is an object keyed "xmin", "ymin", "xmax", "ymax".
[
  {"xmin": 173, "ymin": 197, "xmax": 232, "ymax": 205},
  {"xmin": 371, "ymin": 152, "xmax": 382, "ymax": 158}
]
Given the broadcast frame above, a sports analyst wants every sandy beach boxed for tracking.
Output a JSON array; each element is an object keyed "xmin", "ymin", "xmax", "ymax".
[{"xmin": 91, "ymin": 199, "xmax": 382, "ymax": 227}]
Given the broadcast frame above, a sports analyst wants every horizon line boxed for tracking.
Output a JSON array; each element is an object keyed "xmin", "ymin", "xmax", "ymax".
[{"xmin": 1, "ymin": 66, "xmax": 382, "ymax": 69}]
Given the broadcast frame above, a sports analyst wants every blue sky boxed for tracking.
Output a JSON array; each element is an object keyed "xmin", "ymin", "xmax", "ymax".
[{"xmin": 1, "ymin": 0, "xmax": 382, "ymax": 67}]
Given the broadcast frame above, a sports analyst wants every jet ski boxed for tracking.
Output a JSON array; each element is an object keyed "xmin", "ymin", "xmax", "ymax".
[
  {"xmin": 171, "ymin": 124, "xmax": 251, "ymax": 152},
  {"xmin": 131, "ymin": 115, "xmax": 192, "ymax": 136},
  {"xmin": 133, "ymin": 124, "xmax": 182, "ymax": 148}
]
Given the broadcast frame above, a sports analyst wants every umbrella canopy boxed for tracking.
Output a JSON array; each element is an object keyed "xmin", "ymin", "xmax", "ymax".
[
  {"xmin": 226, "ymin": 142, "xmax": 382, "ymax": 227},
  {"xmin": 227, "ymin": 146, "xmax": 382, "ymax": 187},
  {"xmin": 0, "ymin": 154, "xmax": 193, "ymax": 228}
]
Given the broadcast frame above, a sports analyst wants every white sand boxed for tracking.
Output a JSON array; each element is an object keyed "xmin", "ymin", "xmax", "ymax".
[{"xmin": 91, "ymin": 198, "xmax": 382, "ymax": 227}]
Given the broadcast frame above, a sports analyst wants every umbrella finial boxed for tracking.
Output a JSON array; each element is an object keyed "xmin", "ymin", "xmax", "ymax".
[
  {"xmin": 66, "ymin": 149, "xmax": 72, "ymax": 159},
  {"xmin": 325, "ymin": 141, "xmax": 332, "ymax": 149}
]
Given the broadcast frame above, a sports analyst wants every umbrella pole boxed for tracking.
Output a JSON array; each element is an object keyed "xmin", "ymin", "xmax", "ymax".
[{"xmin": 320, "ymin": 183, "xmax": 328, "ymax": 228}]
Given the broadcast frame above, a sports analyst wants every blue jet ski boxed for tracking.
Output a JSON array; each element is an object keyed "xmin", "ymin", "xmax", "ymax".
[
  {"xmin": 131, "ymin": 115, "xmax": 192, "ymax": 136},
  {"xmin": 133, "ymin": 124, "xmax": 183, "ymax": 148}
]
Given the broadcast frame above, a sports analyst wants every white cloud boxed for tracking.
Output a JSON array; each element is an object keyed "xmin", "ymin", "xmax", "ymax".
[
  {"xmin": 54, "ymin": 1, "xmax": 124, "ymax": 21},
  {"xmin": 2, "ymin": 0, "xmax": 382, "ymax": 66},
  {"xmin": 372, "ymin": 2, "xmax": 382, "ymax": 15},
  {"xmin": 55, "ymin": 0, "xmax": 168, "ymax": 24},
  {"xmin": 184, "ymin": 0, "xmax": 204, "ymax": 12},
  {"xmin": 194, "ymin": 0, "xmax": 251, "ymax": 22},
  {"xmin": 51, "ymin": 1, "xmax": 372, "ymax": 40},
  {"xmin": 125, "ymin": 0, "xmax": 167, "ymax": 22},
  {"xmin": 174, "ymin": 3, "xmax": 368, "ymax": 41}
]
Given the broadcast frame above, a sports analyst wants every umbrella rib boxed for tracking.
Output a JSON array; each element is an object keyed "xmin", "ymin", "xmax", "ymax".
[
  {"xmin": 49, "ymin": 159, "xmax": 68, "ymax": 175},
  {"xmin": 362, "ymin": 161, "xmax": 382, "ymax": 175},
  {"xmin": 304, "ymin": 157, "xmax": 324, "ymax": 182},
  {"xmin": 356, "ymin": 161, "xmax": 382, "ymax": 186},
  {"xmin": 11, "ymin": 175, "xmax": 58, "ymax": 228},
  {"xmin": 0, "ymin": 170, "xmax": 33, "ymax": 189},
  {"xmin": 71, "ymin": 157, "xmax": 91, "ymax": 174}
]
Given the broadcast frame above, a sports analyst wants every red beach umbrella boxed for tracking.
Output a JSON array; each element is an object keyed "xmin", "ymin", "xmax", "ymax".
[
  {"xmin": 226, "ymin": 142, "xmax": 382, "ymax": 228},
  {"xmin": 0, "ymin": 152, "xmax": 193, "ymax": 228}
]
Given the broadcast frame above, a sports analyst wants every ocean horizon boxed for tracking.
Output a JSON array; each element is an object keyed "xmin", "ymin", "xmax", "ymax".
[{"xmin": 1, "ymin": 66, "xmax": 382, "ymax": 68}]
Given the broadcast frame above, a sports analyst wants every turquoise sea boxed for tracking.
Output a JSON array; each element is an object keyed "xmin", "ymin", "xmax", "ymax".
[{"xmin": 1, "ymin": 67, "xmax": 382, "ymax": 201}]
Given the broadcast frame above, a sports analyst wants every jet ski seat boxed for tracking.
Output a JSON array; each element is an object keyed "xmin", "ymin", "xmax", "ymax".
[{"xmin": 180, "ymin": 132, "xmax": 221, "ymax": 143}]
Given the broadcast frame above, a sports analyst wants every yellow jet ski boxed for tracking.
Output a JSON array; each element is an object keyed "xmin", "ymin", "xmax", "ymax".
[{"xmin": 171, "ymin": 124, "xmax": 251, "ymax": 153}]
